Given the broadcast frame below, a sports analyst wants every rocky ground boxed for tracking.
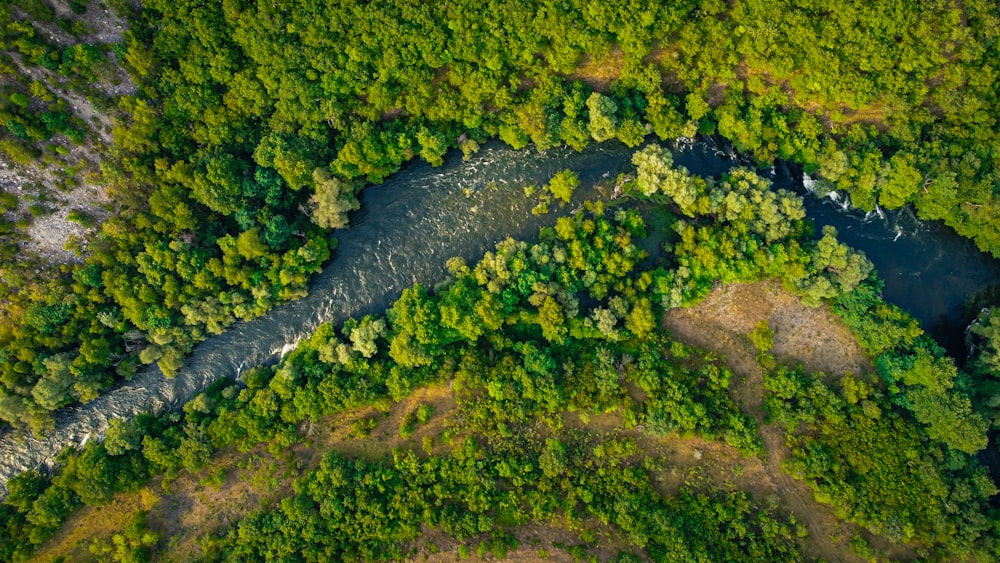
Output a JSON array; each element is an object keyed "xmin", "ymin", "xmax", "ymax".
[{"xmin": 0, "ymin": 0, "xmax": 137, "ymax": 267}]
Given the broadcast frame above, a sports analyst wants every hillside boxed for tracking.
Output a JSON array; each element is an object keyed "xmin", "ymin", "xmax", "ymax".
[{"xmin": 32, "ymin": 279, "xmax": 899, "ymax": 563}]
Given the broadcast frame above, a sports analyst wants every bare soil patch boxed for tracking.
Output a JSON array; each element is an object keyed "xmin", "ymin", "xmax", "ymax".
[
  {"xmin": 1, "ymin": 153, "xmax": 109, "ymax": 265},
  {"xmin": 664, "ymin": 280, "xmax": 870, "ymax": 383},
  {"xmin": 411, "ymin": 520, "xmax": 638, "ymax": 562},
  {"xmin": 661, "ymin": 280, "xmax": 909, "ymax": 562},
  {"xmin": 0, "ymin": 0, "xmax": 135, "ymax": 270},
  {"xmin": 12, "ymin": 0, "xmax": 129, "ymax": 50},
  {"xmin": 567, "ymin": 48, "xmax": 624, "ymax": 93}
]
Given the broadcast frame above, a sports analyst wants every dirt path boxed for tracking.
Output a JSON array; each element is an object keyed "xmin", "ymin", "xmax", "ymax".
[
  {"xmin": 34, "ymin": 282, "xmax": 895, "ymax": 562},
  {"xmin": 663, "ymin": 280, "xmax": 875, "ymax": 562}
]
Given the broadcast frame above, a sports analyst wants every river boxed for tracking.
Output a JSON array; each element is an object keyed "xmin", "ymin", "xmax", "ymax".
[
  {"xmin": 783, "ymin": 162, "xmax": 1000, "ymax": 360},
  {"xmin": 1, "ymin": 138, "xmax": 997, "ymax": 488}
]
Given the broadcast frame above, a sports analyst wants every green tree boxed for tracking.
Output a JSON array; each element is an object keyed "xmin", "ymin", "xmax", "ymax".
[
  {"xmin": 104, "ymin": 418, "xmax": 143, "ymax": 456},
  {"xmin": 349, "ymin": 316, "xmax": 387, "ymax": 359},
  {"xmin": 546, "ymin": 169, "xmax": 579, "ymax": 204},
  {"xmin": 625, "ymin": 298, "xmax": 656, "ymax": 338},
  {"xmin": 877, "ymin": 152, "xmax": 921, "ymax": 209},
  {"xmin": 309, "ymin": 169, "xmax": 360, "ymax": 230},
  {"xmin": 586, "ymin": 93, "xmax": 619, "ymax": 142},
  {"xmin": 31, "ymin": 354, "xmax": 77, "ymax": 411},
  {"xmin": 538, "ymin": 438, "xmax": 567, "ymax": 478},
  {"xmin": 416, "ymin": 127, "xmax": 448, "ymax": 167}
]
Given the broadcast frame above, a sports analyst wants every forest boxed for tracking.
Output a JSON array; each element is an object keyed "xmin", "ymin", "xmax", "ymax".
[
  {"xmin": 0, "ymin": 0, "xmax": 998, "ymax": 560},
  {"xmin": 0, "ymin": 0, "xmax": 998, "ymax": 433},
  {"xmin": 0, "ymin": 154, "xmax": 997, "ymax": 560}
]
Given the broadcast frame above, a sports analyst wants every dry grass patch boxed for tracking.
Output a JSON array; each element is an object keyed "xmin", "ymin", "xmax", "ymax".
[
  {"xmin": 663, "ymin": 280, "xmax": 870, "ymax": 388},
  {"xmin": 30, "ymin": 487, "xmax": 159, "ymax": 562},
  {"xmin": 567, "ymin": 48, "xmax": 625, "ymax": 93},
  {"xmin": 661, "ymin": 280, "xmax": 910, "ymax": 562}
]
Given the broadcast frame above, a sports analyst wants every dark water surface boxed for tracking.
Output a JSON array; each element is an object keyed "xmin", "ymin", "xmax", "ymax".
[
  {"xmin": 776, "ymin": 161, "xmax": 1000, "ymax": 360},
  {"xmin": 1, "ymin": 139, "xmax": 997, "ymax": 487},
  {"xmin": 666, "ymin": 141, "xmax": 1000, "ymax": 360}
]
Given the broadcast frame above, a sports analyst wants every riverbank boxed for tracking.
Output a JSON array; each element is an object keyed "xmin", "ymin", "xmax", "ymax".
[
  {"xmin": 0, "ymin": 140, "xmax": 634, "ymax": 487},
  {"xmin": 4, "ymin": 138, "xmax": 1000, "ymax": 490}
]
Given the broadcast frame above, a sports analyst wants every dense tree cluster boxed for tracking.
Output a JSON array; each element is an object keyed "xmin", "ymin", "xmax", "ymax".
[
  {"xmin": 831, "ymin": 281, "xmax": 991, "ymax": 452},
  {"xmin": 629, "ymin": 146, "xmax": 871, "ymax": 310},
  {"xmin": 764, "ymin": 354, "xmax": 995, "ymax": 556},
  {"xmin": 217, "ymin": 445, "xmax": 799, "ymax": 562},
  {"xmin": 114, "ymin": 0, "xmax": 1000, "ymax": 258}
]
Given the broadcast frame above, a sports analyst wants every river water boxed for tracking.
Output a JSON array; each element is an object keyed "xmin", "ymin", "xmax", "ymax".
[
  {"xmin": 780, "ymin": 162, "xmax": 1000, "ymax": 360},
  {"xmin": 1, "ymin": 139, "xmax": 997, "ymax": 487}
]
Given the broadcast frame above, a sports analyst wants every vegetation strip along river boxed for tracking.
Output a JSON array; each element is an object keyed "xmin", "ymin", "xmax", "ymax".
[{"xmin": 0, "ymin": 138, "xmax": 997, "ymax": 488}]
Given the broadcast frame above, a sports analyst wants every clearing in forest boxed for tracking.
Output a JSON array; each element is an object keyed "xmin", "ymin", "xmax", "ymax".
[
  {"xmin": 663, "ymin": 280, "xmax": 914, "ymax": 562},
  {"xmin": 663, "ymin": 280, "xmax": 870, "ymax": 385}
]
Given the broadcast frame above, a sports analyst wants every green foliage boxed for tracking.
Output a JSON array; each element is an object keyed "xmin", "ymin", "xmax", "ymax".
[
  {"xmin": 545, "ymin": 169, "xmax": 578, "ymax": 204},
  {"xmin": 415, "ymin": 403, "xmax": 434, "ymax": 424},
  {"xmin": 66, "ymin": 209, "xmax": 97, "ymax": 228},
  {"xmin": 799, "ymin": 226, "xmax": 873, "ymax": 306},
  {"xmin": 972, "ymin": 308, "xmax": 1000, "ymax": 371},
  {"xmin": 630, "ymin": 147, "xmax": 870, "ymax": 314},
  {"xmin": 632, "ymin": 145, "xmax": 697, "ymax": 202},
  {"xmin": 350, "ymin": 416, "xmax": 378, "ymax": 438},
  {"xmin": 586, "ymin": 93, "xmax": 619, "ymax": 142},
  {"xmin": 832, "ymin": 280, "xmax": 923, "ymax": 357},
  {"xmin": 216, "ymin": 443, "xmax": 800, "ymax": 561},
  {"xmin": 749, "ymin": 321, "xmax": 774, "ymax": 353},
  {"xmin": 877, "ymin": 152, "xmax": 921, "ymax": 209},
  {"xmin": 309, "ymin": 169, "xmax": 360, "ymax": 230},
  {"xmin": 764, "ymin": 364, "xmax": 994, "ymax": 554},
  {"xmin": 826, "ymin": 277, "xmax": 990, "ymax": 457},
  {"xmin": 3, "ymin": 2, "xmax": 1000, "ymax": 556},
  {"xmin": 349, "ymin": 316, "xmax": 388, "ymax": 359},
  {"xmin": 624, "ymin": 298, "xmax": 656, "ymax": 339},
  {"xmin": 104, "ymin": 418, "xmax": 143, "ymax": 457},
  {"xmin": 88, "ymin": 511, "xmax": 158, "ymax": 563},
  {"xmin": 966, "ymin": 308, "xmax": 1000, "ymax": 430}
]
